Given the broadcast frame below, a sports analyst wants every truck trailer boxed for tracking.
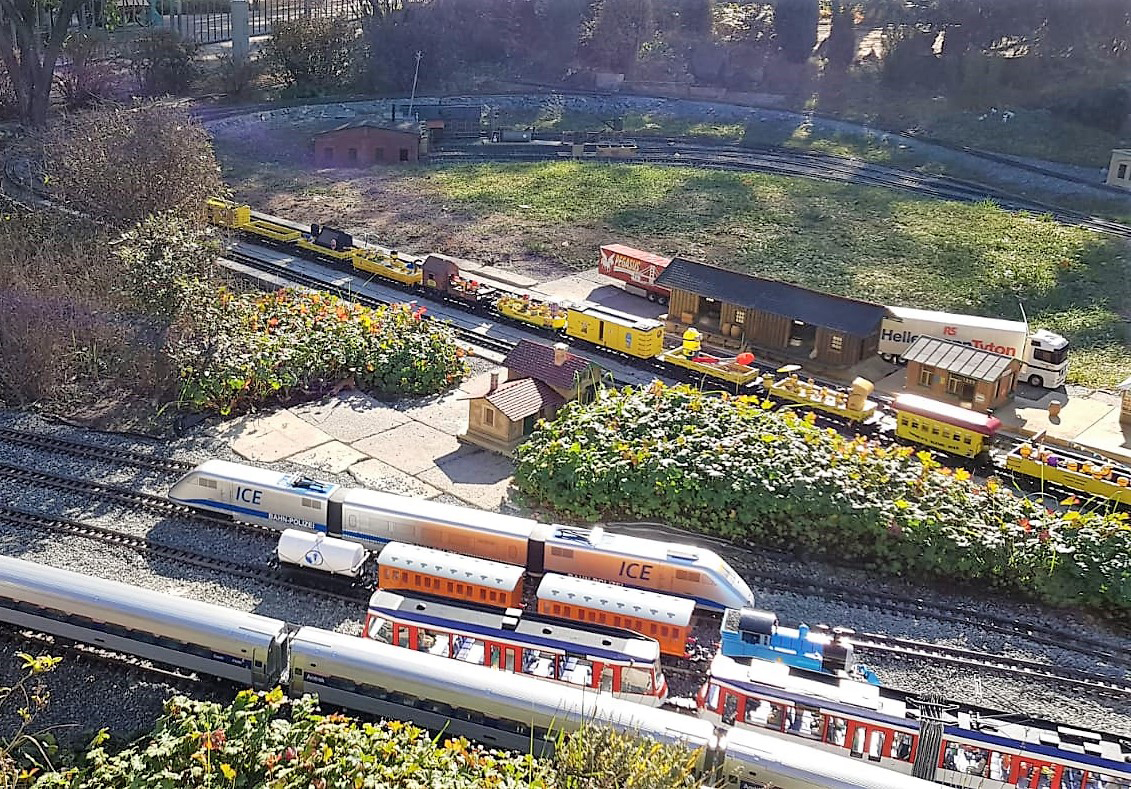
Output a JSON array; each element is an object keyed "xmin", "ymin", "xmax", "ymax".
[
  {"xmin": 879, "ymin": 306, "xmax": 1069, "ymax": 389},
  {"xmin": 598, "ymin": 244, "xmax": 672, "ymax": 304}
]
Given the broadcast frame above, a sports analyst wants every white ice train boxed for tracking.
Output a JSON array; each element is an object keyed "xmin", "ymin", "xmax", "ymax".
[
  {"xmin": 169, "ymin": 460, "xmax": 755, "ymax": 611},
  {"xmin": 0, "ymin": 556, "xmax": 934, "ymax": 789}
]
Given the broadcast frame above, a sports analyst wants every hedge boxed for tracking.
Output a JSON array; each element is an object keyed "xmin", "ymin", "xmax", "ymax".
[
  {"xmin": 514, "ymin": 383, "xmax": 1131, "ymax": 621},
  {"xmin": 169, "ymin": 288, "xmax": 468, "ymax": 415}
]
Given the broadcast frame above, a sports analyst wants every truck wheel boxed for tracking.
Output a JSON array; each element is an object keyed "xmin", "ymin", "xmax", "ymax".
[
  {"xmin": 647, "ymin": 292, "xmax": 657, "ymax": 302},
  {"xmin": 658, "ymin": 296, "xmax": 669, "ymax": 306},
  {"xmin": 1027, "ymin": 374, "xmax": 1044, "ymax": 388}
]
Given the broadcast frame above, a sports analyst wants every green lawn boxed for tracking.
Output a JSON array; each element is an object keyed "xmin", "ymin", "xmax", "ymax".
[
  {"xmin": 503, "ymin": 109, "xmax": 1131, "ymax": 222},
  {"xmin": 419, "ymin": 161, "xmax": 1131, "ymax": 387}
]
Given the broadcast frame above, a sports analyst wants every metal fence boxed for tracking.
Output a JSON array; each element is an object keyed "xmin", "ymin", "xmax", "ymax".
[{"xmin": 156, "ymin": 0, "xmax": 362, "ymax": 45}]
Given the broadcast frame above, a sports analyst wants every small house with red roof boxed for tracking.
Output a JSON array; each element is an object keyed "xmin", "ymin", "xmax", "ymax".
[{"xmin": 459, "ymin": 340, "xmax": 604, "ymax": 456}]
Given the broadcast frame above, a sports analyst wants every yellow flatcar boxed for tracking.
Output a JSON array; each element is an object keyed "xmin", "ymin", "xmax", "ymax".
[
  {"xmin": 206, "ymin": 198, "xmax": 302, "ymax": 243},
  {"xmin": 353, "ymin": 250, "xmax": 424, "ymax": 286},
  {"xmin": 769, "ymin": 375, "xmax": 879, "ymax": 423},
  {"xmin": 565, "ymin": 303, "xmax": 664, "ymax": 358},
  {"xmin": 497, "ymin": 295, "xmax": 568, "ymax": 330},
  {"xmin": 657, "ymin": 329, "xmax": 760, "ymax": 386},
  {"xmin": 890, "ymin": 393, "xmax": 1001, "ymax": 459},
  {"xmin": 1005, "ymin": 442, "xmax": 1131, "ymax": 506}
]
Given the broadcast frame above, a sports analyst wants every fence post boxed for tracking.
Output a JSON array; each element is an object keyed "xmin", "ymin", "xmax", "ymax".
[{"xmin": 231, "ymin": 0, "xmax": 249, "ymax": 60}]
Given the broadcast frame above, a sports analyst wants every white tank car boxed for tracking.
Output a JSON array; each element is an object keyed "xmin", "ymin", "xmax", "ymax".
[
  {"xmin": 277, "ymin": 530, "xmax": 368, "ymax": 577},
  {"xmin": 0, "ymin": 556, "xmax": 289, "ymax": 688},
  {"xmin": 287, "ymin": 627, "xmax": 939, "ymax": 789},
  {"xmin": 168, "ymin": 459, "xmax": 343, "ymax": 532}
]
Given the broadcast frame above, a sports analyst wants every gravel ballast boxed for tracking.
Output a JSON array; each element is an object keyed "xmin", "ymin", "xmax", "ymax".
[{"xmin": 0, "ymin": 407, "xmax": 1127, "ymax": 749}]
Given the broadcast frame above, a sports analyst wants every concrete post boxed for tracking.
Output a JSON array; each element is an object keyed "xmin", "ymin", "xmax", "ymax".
[{"xmin": 231, "ymin": 0, "xmax": 249, "ymax": 61}]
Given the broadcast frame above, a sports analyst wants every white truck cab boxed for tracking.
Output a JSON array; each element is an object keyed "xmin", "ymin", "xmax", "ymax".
[{"xmin": 879, "ymin": 307, "xmax": 1069, "ymax": 389}]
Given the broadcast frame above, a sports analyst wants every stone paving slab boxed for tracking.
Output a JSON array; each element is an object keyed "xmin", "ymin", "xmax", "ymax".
[
  {"xmin": 536, "ymin": 273, "xmax": 666, "ymax": 318},
  {"xmin": 289, "ymin": 440, "xmax": 368, "ymax": 474},
  {"xmin": 395, "ymin": 392, "xmax": 469, "ymax": 437},
  {"xmin": 225, "ymin": 409, "xmax": 333, "ymax": 463},
  {"xmin": 352, "ymin": 420, "xmax": 463, "ymax": 476},
  {"xmin": 419, "ymin": 446, "xmax": 515, "ymax": 510},
  {"xmin": 349, "ymin": 457, "xmax": 442, "ymax": 499},
  {"xmin": 290, "ymin": 392, "xmax": 411, "ymax": 443}
]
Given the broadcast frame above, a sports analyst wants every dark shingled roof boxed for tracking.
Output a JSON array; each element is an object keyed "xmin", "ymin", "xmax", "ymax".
[
  {"xmin": 504, "ymin": 340, "xmax": 596, "ymax": 391},
  {"xmin": 655, "ymin": 258, "xmax": 886, "ymax": 336},
  {"xmin": 903, "ymin": 336, "xmax": 1015, "ymax": 382},
  {"xmin": 485, "ymin": 378, "xmax": 564, "ymax": 421}
]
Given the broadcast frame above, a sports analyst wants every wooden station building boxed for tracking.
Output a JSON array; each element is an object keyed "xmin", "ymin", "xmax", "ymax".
[
  {"xmin": 902, "ymin": 335, "xmax": 1020, "ymax": 411},
  {"xmin": 653, "ymin": 257, "xmax": 887, "ymax": 368}
]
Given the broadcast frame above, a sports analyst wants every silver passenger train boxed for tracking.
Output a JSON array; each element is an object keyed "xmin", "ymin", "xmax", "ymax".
[
  {"xmin": 169, "ymin": 460, "xmax": 755, "ymax": 611},
  {"xmin": 0, "ymin": 556, "xmax": 934, "ymax": 789}
]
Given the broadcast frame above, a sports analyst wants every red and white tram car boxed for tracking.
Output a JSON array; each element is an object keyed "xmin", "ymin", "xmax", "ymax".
[
  {"xmin": 535, "ymin": 573, "xmax": 694, "ymax": 657},
  {"xmin": 700, "ymin": 654, "xmax": 1131, "ymax": 788},
  {"xmin": 363, "ymin": 589, "xmax": 667, "ymax": 706},
  {"xmin": 376, "ymin": 542, "xmax": 524, "ymax": 609}
]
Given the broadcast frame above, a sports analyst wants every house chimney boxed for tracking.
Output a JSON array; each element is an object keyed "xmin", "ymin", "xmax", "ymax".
[
  {"xmin": 553, "ymin": 342, "xmax": 569, "ymax": 367},
  {"xmin": 488, "ymin": 370, "xmax": 500, "ymax": 393}
]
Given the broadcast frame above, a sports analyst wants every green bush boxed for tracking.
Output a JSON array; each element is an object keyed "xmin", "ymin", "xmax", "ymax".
[
  {"xmin": 515, "ymin": 383, "xmax": 1131, "ymax": 621},
  {"xmin": 169, "ymin": 288, "xmax": 468, "ymax": 415},
  {"xmin": 32, "ymin": 690, "xmax": 703, "ymax": 788},
  {"xmin": 35, "ymin": 690, "xmax": 549, "ymax": 788},
  {"xmin": 113, "ymin": 213, "xmax": 220, "ymax": 322},
  {"xmin": 132, "ymin": 30, "xmax": 198, "ymax": 96},
  {"xmin": 266, "ymin": 17, "xmax": 359, "ymax": 95}
]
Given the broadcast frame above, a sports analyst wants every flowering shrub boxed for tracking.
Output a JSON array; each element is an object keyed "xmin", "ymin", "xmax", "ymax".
[
  {"xmin": 169, "ymin": 288, "xmax": 467, "ymax": 415},
  {"xmin": 515, "ymin": 383, "xmax": 1131, "ymax": 621},
  {"xmin": 33, "ymin": 689, "xmax": 700, "ymax": 788}
]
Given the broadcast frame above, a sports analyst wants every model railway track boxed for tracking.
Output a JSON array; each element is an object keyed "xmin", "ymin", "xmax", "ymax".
[
  {"xmin": 0, "ymin": 505, "xmax": 368, "ymax": 608},
  {"xmin": 734, "ymin": 561, "xmax": 1131, "ymax": 671},
  {"xmin": 0, "ymin": 461, "xmax": 260, "ymax": 532},
  {"xmin": 855, "ymin": 634, "xmax": 1131, "ymax": 698},
  {"xmin": 224, "ymin": 247, "xmax": 518, "ymax": 359},
  {"xmin": 0, "ymin": 427, "xmax": 196, "ymax": 475}
]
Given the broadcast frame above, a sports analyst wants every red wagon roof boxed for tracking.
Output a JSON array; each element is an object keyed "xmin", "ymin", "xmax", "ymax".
[
  {"xmin": 891, "ymin": 393, "xmax": 1002, "ymax": 436},
  {"xmin": 600, "ymin": 244, "xmax": 672, "ymax": 268}
]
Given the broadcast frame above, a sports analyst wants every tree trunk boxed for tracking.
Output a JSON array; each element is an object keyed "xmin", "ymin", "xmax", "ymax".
[{"xmin": 0, "ymin": 0, "xmax": 84, "ymax": 126}]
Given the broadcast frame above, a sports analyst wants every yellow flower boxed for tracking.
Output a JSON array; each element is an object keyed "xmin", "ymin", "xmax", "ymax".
[{"xmin": 220, "ymin": 764, "xmax": 236, "ymax": 782}]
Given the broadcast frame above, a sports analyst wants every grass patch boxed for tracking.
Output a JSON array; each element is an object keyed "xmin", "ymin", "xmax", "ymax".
[
  {"xmin": 505, "ymin": 107, "xmax": 747, "ymax": 142},
  {"xmin": 501, "ymin": 109, "xmax": 1131, "ymax": 221},
  {"xmin": 418, "ymin": 162, "xmax": 1131, "ymax": 386}
]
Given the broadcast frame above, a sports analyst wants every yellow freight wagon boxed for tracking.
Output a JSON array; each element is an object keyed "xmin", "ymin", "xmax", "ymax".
[
  {"xmin": 768, "ymin": 375, "xmax": 879, "ymax": 423},
  {"xmin": 206, "ymin": 198, "xmax": 250, "ymax": 229},
  {"xmin": 497, "ymin": 295, "xmax": 568, "ymax": 330},
  {"xmin": 1005, "ymin": 443, "xmax": 1131, "ymax": 506},
  {"xmin": 565, "ymin": 303, "xmax": 664, "ymax": 358},
  {"xmin": 353, "ymin": 250, "xmax": 424, "ymax": 286}
]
